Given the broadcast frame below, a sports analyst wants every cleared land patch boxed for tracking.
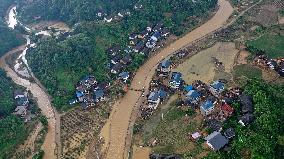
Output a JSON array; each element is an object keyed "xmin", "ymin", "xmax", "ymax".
[{"xmin": 174, "ymin": 42, "xmax": 238, "ymax": 84}]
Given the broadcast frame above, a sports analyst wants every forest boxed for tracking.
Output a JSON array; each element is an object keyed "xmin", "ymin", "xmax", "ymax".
[
  {"xmin": 205, "ymin": 80, "xmax": 284, "ymax": 159},
  {"xmin": 0, "ymin": 0, "xmax": 24, "ymax": 57},
  {"xmin": 17, "ymin": 0, "xmax": 217, "ymax": 28},
  {"xmin": 27, "ymin": 34, "xmax": 108, "ymax": 111},
  {"xmin": 0, "ymin": 69, "xmax": 28, "ymax": 159},
  {"xmin": 24, "ymin": 0, "xmax": 218, "ymax": 111},
  {"xmin": 0, "ymin": 69, "xmax": 17, "ymax": 117},
  {"xmin": 17, "ymin": 0, "xmax": 136, "ymax": 24}
]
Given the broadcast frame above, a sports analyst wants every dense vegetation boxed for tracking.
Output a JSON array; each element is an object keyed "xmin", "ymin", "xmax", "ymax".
[
  {"xmin": 0, "ymin": 69, "xmax": 28, "ymax": 159},
  {"xmin": 0, "ymin": 69, "xmax": 17, "ymax": 117},
  {"xmin": 17, "ymin": 0, "xmax": 136, "ymax": 24},
  {"xmin": 0, "ymin": 0, "xmax": 24, "ymax": 56},
  {"xmin": 205, "ymin": 80, "xmax": 284, "ymax": 159},
  {"xmin": 17, "ymin": 0, "xmax": 217, "ymax": 29},
  {"xmin": 24, "ymin": 0, "xmax": 218, "ymax": 111},
  {"xmin": 246, "ymin": 34, "xmax": 284, "ymax": 59},
  {"xmin": 0, "ymin": 115, "xmax": 28, "ymax": 159},
  {"xmin": 27, "ymin": 34, "xmax": 108, "ymax": 111}
]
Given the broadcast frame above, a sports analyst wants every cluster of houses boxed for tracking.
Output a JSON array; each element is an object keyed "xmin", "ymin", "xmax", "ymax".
[
  {"xmin": 184, "ymin": 81, "xmax": 254, "ymax": 151},
  {"xmin": 108, "ymin": 23, "xmax": 170, "ymax": 76},
  {"xmin": 140, "ymin": 58, "xmax": 255, "ymax": 151},
  {"xmin": 70, "ymin": 75, "xmax": 110, "ymax": 109},
  {"xmin": 13, "ymin": 89, "xmax": 31, "ymax": 122},
  {"xmin": 96, "ymin": 2, "xmax": 144, "ymax": 23},
  {"xmin": 253, "ymin": 55, "xmax": 284, "ymax": 77}
]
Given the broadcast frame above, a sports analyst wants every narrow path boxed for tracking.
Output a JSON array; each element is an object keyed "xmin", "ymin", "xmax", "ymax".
[
  {"xmin": 101, "ymin": 0, "xmax": 234, "ymax": 159},
  {"xmin": 0, "ymin": 46, "xmax": 58, "ymax": 159}
]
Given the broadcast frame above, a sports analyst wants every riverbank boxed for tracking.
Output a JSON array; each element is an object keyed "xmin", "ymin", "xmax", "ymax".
[{"xmin": 0, "ymin": 45, "xmax": 58, "ymax": 159}]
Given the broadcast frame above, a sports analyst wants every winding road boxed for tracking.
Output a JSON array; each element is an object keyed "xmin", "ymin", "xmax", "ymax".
[{"xmin": 101, "ymin": 0, "xmax": 234, "ymax": 159}]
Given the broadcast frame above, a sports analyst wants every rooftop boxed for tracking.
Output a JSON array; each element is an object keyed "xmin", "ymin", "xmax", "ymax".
[
  {"xmin": 119, "ymin": 72, "xmax": 129, "ymax": 79},
  {"xmin": 170, "ymin": 72, "xmax": 182, "ymax": 83},
  {"xmin": 160, "ymin": 59, "xmax": 171, "ymax": 68},
  {"xmin": 201, "ymin": 100, "xmax": 214, "ymax": 110},
  {"xmin": 211, "ymin": 81, "xmax": 225, "ymax": 91},
  {"xmin": 224, "ymin": 128, "xmax": 235, "ymax": 139},
  {"xmin": 205, "ymin": 131, "xmax": 228, "ymax": 151},
  {"xmin": 184, "ymin": 85, "xmax": 194, "ymax": 92},
  {"xmin": 240, "ymin": 94, "xmax": 253, "ymax": 113},
  {"xmin": 186, "ymin": 90, "xmax": 201, "ymax": 100}
]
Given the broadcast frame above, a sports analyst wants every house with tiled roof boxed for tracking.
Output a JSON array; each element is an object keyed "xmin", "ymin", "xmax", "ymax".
[
  {"xmin": 209, "ymin": 80, "xmax": 225, "ymax": 97},
  {"xmin": 186, "ymin": 90, "xmax": 201, "ymax": 104},
  {"xmin": 205, "ymin": 131, "xmax": 228, "ymax": 151},
  {"xmin": 169, "ymin": 72, "xmax": 182, "ymax": 89},
  {"xmin": 200, "ymin": 100, "xmax": 214, "ymax": 116}
]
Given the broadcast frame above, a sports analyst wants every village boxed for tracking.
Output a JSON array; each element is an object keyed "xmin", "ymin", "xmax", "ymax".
[
  {"xmin": 12, "ymin": 89, "xmax": 36, "ymax": 122},
  {"xmin": 69, "ymin": 23, "xmax": 170, "ymax": 109},
  {"xmin": 68, "ymin": 20, "xmax": 284, "ymax": 156},
  {"xmin": 136, "ymin": 57, "xmax": 256, "ymax": 153}
]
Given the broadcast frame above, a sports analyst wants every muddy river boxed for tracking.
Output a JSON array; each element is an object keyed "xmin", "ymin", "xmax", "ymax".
[
  {"xmin": 100, "ymin": 0, "xmax": 234, "ymax": 159},
  {"xmin": 2, "ymin": 6, "xmax": 62, "ymax": 159}
]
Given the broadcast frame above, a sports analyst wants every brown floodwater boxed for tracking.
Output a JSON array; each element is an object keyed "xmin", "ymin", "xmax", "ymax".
[{"xmin": 0, "ymin": 46, "xmax": 57, "ymax": 159}]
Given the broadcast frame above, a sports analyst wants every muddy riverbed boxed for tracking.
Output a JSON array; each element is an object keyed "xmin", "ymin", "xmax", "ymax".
[{"xmin": 3, "ymin": 6, "xmax": 70, "ymax": 159}]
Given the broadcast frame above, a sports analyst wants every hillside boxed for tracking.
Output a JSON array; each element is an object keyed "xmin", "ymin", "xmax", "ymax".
[
  {"xmin": 0, "ymin": 69, "xmax": 28, "ymax": 159},
  {"xmin": 0, "ymin": 0, "xmax": 24, "ymax": 56},
  {"xmin": 24, "ymin": 0, "xmax": 218, "ymax": 111}
]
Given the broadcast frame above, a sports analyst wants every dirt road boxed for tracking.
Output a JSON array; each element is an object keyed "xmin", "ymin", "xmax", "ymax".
[
  {"xmin": 0, "ymin": 46, "xmax": 58, "ymax": 159},
  {"xmin": 101, "ymin": 0, "xmax": 234, "ymax": 159}
]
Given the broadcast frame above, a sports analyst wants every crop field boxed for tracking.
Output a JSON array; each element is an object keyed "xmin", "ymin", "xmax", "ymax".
[
  {"xmin": 60, "ymin": 105, "xmax": 111, "ymax": 159},
  {"xmin": 233, "ymin": 64, "xmax": 262, "ymax": 80}
]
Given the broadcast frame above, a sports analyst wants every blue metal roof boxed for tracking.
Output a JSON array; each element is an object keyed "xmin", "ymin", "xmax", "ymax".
[
  {"xmin": 153, "ymin": 31, "xmax": 162, "ymax": 38},
  {"xmin": 94, "ymin": 89, "xmax": 104, "ymax": 100},
  {"xmin": 148, "ymin": 91, "xmax": 159, "ymax": 101},
  {"xmin": 201, "ymin": 100, "xmax": 214, "ymax": 110},
  {"xmin": 119, "ymin": 72, "xmax": 129, "ymax": 79},
  {"xmin": 171, "ymin": 72, "xmax": 182, "ymax": 82},
  {"xmin": 184, "ymin": 85, "xmax": 194, "ymax": 92},
  {"xmin": 158, "ymin": 89, "xmax": 167, "ymax": 99},
  {"xmin": 76, "ymin": 91, "xmax": 84, "ymax": 98},
  {"xmin": 161, "ymin": 59, "xmax": 171, "ymax": 68},
  {"xmin": 148, "ymin": 89, "xmax": 167, "ymax": 101},
  {"xmin": 186, "ymin": 90, "xmax": 200, "ymax": 100},
  {"xmin": 211, "ymin": 81, "xmax": 225, "ymax": 90}
]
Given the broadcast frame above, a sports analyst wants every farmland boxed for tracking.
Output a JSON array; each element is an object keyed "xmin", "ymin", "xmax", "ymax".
[{"xmin": 246, "ymin": 34, "xmax": 284, "ymax": 59}]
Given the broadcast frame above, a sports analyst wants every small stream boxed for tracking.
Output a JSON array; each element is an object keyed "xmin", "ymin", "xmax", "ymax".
[{"xmin": 7, "ymin": 6, "xmax": 50, "ymax": 78}]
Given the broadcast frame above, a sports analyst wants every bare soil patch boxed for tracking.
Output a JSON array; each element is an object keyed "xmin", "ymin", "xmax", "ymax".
[
  {"xmin": 132, "ymin": 146, "xmax": 151, "ymax": 159},
  {"xmin": 174, "ymin": 42, "xmax": 238, "ymax": 84},
  {"xmin": 237, "ymin": 51, "xmax": 249, "ymax": 65}
]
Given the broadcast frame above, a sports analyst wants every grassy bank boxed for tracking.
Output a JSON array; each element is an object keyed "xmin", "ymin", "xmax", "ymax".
[{"xmin": 246, "ymin": 34, "xmax": 284, "ymax": 59}]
